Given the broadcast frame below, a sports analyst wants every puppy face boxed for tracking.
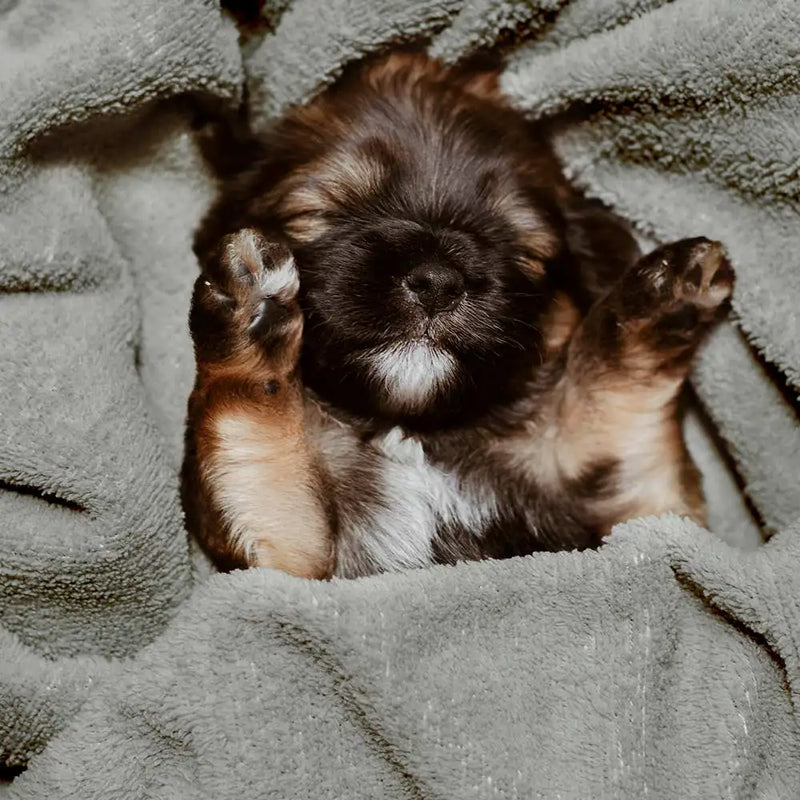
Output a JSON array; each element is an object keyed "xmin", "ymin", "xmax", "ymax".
[
  {"xmin": 267, "ymin": 55, "xmax": 567, "ymax": 423},
  {"xmin": 296, "ymin": 208, "xmax": 557, "ymax": 418}
]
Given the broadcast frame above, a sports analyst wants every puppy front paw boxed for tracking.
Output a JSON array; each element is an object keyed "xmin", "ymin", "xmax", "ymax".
[
  {"xmin": 190, "ymin": 229, "xmax": 302, "ymax": 364},
  {"xmin": 622, "ymin": 237, "xmax": 734, "ymax": 313},
  {"xmin": 616, "ymin": 237, "xmax": 735, "ymax": 351},
  {"xmin": 671, "ymin": 238, "xmax": 734, "ymax": 316}
]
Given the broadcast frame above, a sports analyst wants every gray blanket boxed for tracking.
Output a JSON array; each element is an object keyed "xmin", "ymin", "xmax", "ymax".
[{"xmin": 2, "ymin": 0, "xmax": 800, "ymax": 797}]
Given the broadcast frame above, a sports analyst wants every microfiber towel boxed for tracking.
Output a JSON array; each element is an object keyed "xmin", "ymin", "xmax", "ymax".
[
  {"xmin": 0, "ymin": 0, "xmax": 241, "ymax": 766},
  {"xmin": 2, "ymin": 1, "xmax": 800, "ymax": 798},
  {"xmin": 9, "ymin": 531, "xmax": 800, "ymax": 799}
]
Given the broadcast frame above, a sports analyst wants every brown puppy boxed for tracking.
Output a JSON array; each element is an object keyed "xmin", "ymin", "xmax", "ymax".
[{"xmin": 182, "ymin": 52, "xmax": 734, "ymax": 579}]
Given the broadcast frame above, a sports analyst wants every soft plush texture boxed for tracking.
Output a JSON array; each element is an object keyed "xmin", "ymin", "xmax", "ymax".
[{"xmin": 1, "ymin": 0, "xmax": 798, "ymax": 797}]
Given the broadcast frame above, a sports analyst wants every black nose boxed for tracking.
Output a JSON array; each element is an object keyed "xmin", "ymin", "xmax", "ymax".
[{"xmin": 404, "ymin": 264, "xmax": 465, "ymax": 314}]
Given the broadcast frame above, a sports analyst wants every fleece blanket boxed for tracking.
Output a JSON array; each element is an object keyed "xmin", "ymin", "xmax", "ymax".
[{"xmin": 2, "ymin": 0, "xmax": 799, "ymax": 797}]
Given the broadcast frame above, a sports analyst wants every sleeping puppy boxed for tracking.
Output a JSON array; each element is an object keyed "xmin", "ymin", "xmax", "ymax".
[{"xmin": 182, "ymin": 52, "xmax": 734, "ymax": 579}]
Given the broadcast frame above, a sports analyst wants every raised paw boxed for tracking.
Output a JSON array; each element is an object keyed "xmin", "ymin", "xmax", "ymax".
[
  {"xmin": 653, "ymin": 237, "xmax": 734, "ymax": 313},
  {"xmin": 573, "ymin": 236, "xmax": 736, "ymax": 377},
  {"xmin": 621, "ymin": 237, "xmax": 734, "ymax": 319},
  {"xmin": 189, "ymin": 229, "xmax": 302, "ymax": 364},
  {"xmin": 608, "ymin": 237, "xmax": 733, "ymax": 355}
]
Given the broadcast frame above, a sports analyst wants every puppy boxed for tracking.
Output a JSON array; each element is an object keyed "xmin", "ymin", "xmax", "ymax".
[{"xmin": 182, "ymin": 52, "xmax": 734, "ymax": 579}]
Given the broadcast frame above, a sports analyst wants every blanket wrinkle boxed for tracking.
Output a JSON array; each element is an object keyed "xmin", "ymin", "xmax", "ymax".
[
  {"xmin": 2, "ymin": 1, "xmax": 800, "ymax": 797},
  {"xmin": 245, "ymin": 0, "xmax": 464, "ymax": 122},
  {"xmin": 609, "ymin": 520, "xmax": 800, "ymax": 711},
  {"xmin": 502, "ymin": 0, "xmax": 799, "ymax": 117}
]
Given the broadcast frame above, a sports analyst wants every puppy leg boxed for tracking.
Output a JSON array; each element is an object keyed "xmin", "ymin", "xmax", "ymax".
[
  {"xmin": 552, "ymin": 238, "xmax": 735, "ymax": 528},
  {"xmin": 181, "ymin": 229, "xmax": 333, "ymax": 578}
]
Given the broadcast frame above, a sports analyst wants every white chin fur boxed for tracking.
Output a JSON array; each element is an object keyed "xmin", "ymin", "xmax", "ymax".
[{"xmin": 368, "ymin": 341, "xmax": 456, "ymax": 411}]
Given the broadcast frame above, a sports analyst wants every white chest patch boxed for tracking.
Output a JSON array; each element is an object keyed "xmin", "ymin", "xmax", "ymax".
[{"xmin": 347, "ymin": 427, "xmax": 497, "ymax": 573}]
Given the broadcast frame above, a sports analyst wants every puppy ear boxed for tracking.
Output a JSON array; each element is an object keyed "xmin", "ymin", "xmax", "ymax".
[
  {"xmin": 459, "ymin": 71, "xmax": 501, "ymax": 101},
  {"xmin": 450, "ymin": 51, "xmax": 504, "ymax": 101},
  {"xmin": 562, "ymin": 195, "xmax": 642, "ymax": 309}
]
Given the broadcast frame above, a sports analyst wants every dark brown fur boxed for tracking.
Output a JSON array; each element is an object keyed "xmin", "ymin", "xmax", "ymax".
[{"xmin": 182, "ymin": 53, "xmax": 733, "ymax": 578}]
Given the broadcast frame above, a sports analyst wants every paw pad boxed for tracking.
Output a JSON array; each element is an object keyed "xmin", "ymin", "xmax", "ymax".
[
  {"xmin": 222, "ymin": 229, "xmax": 299, "ymax": 304},
  {"xmin": 191, "ymin": 229, "xmax": 302, "ymax": 350},
  {"xmin": 673, "ymin": 238, "xmax": 734, "ymax": 310}
]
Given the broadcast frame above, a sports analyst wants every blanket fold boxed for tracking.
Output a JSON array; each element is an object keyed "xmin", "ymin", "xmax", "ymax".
[
  {"xmin": 10, "ymin": 546, "xmax": 800, "ymax": 799},
  {"xmin": 0, "ymin": 0, "xmax": 242, "ymax": 767},
  {"xmin": 2, "ymin": 0, "xmax": 799, "ymax": 797}
]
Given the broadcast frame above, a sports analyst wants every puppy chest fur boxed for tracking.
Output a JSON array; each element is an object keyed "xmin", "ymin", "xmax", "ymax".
[
  {"xmin": 307, "ymin": 385, "xmax": 702, "ymax": 579},
  {"xmin": 313, "ymin": 420, "xmax": 498, "ymax": 577}
]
